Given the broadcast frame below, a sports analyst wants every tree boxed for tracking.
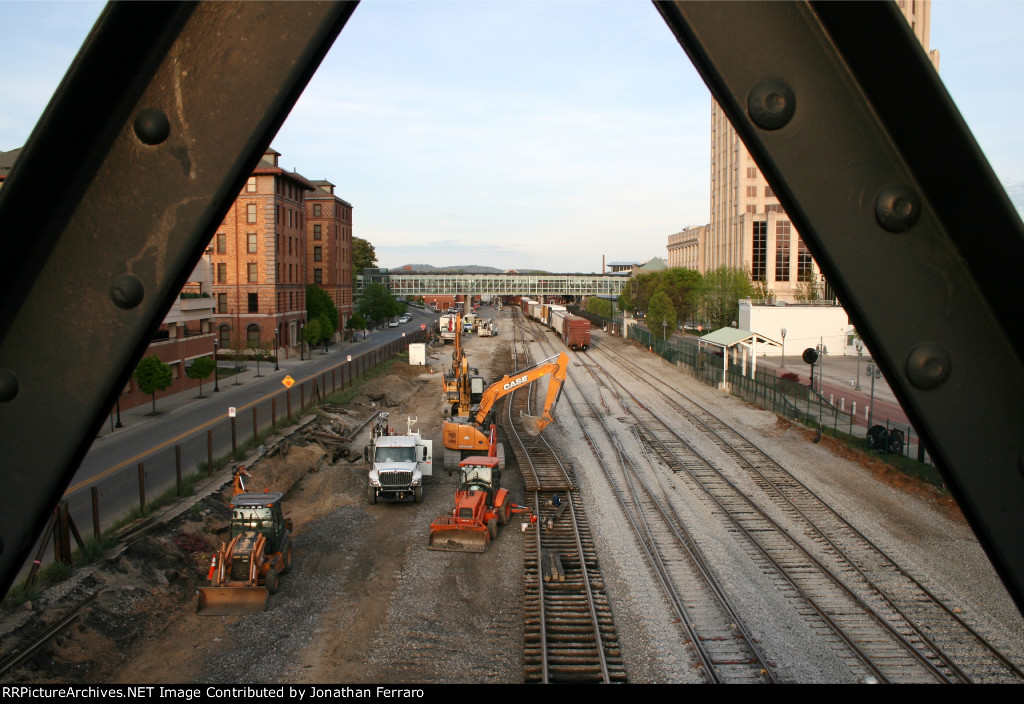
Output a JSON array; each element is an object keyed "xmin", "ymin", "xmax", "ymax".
[
  {"xmin": 250, "ymin": 340, "xmax": 273, "ymax": 377},
  {"xmin": 186, "ymin": 356, "xmax": 216, "ymax": 398},
  {"xmin": 306, "ymin": 284, "xmax": 340, "ymax": 338},
  {"xmin": 347, "ymin": 312, "xmax": 367, "ymax": 339},
  {"xmin": 358, "ymin": 282, "xmax": 397, "ymax": 327},
  {"xmin": 134, "ymin": 355, "xmax": 173, "ymax": 415},
  {"xmin": 647, "ymin": 289, "xmax": 677, "ymax": 342},
  {"xmin": 317, "ymin": 312, "xmax": 334, "ymax": 353},
  {"xmin": 352, "ymin": 237, "xmax": 377, "ymax": 273},
  {"xmin": 302, "ymin": 318, "xmax": 322, "ymax": 354},
  {"xmin": 618, "ymin": 271, "xmax": 662, "ymax": 316},
  {"xmin": 699, "ymin": 266, "xmax": 754, "ymax": 330},
  {"xmin": 661, "ymin": 267, "xmax": 703, "ymax": 328},
  {"xmin": 586, "ymin": 297, "xmax": 613, "ymax": 319}
]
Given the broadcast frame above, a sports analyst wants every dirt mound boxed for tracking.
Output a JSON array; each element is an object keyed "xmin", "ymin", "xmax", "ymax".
[{"xmin": 349, "ymin": 373, "xmax": 425, "ymax": 408}]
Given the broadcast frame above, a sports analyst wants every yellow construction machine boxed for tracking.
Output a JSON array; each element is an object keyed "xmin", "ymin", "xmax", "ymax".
[
  {"xmin": 196, "ymin": 491, "xmax": 293, "ymax": 616},
  {"xmin": 441, "ymin": 351, "xmax": 569, "ymax": 472}
]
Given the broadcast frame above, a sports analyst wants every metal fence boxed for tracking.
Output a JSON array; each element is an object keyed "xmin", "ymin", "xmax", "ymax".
[
  {"xmin": 627, "ymin": 325, "xmax": 942, "ymax": 488},
  {"xmin": 22, "ymin": 326, "xmax": 436, "ymax": 587}
]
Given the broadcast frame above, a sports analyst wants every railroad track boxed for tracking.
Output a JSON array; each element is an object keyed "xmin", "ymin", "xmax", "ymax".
[
  {"xmin": 507, "ymin": 315, "xmax": 626, "ymax": 683},
  {"xmin": 586, "ymin": 335, "xmax": 1024, "ymax": 684}
]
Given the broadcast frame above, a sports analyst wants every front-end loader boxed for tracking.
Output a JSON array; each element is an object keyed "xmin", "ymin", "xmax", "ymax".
[
  {"xmin": 196, "ymin": 491, "xmax": 293, "ymax": 616},
  {"xmin": 428, "ymin": 426, "xmax": 531, "ymax": 552}
]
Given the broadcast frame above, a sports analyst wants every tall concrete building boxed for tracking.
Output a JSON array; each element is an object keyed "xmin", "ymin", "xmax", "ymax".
[{"xmin": 700, "ymin": 0, "xmax": 939, "ymax": 302}]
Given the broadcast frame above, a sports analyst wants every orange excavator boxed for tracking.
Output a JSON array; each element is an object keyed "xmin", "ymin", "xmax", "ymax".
[
  {"xmin": 441, "ymin": 351, "xmax": 569, "ymax": 472},
  {"xmin": 428, "ymin": 425, "xmax": 532, "ymax": 552}
]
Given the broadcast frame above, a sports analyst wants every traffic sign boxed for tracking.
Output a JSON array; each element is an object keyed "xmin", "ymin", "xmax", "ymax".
[
  {"xmin": 420, "ymin": 323, "xmax": 426, "ymax": 330},
  {"xmin": 281, "ymin": 375, "xmax": 295, "ymax": 388},
  {"xmin": 228, "ymin": 407, "xmax": 236, "ymax": 418}
]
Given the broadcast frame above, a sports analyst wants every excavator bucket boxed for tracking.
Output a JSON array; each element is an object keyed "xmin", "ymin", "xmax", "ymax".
[
  {"xmin": 196, "ymin": 586, "xmax": 268, "ymax": 616},
  {"xmin": 427, "ymin": 519, "xmax": 490, "ymax": 553},
  {"xmin": 520, "ymin": 411, "xmax": 544, "ymax": 436}
]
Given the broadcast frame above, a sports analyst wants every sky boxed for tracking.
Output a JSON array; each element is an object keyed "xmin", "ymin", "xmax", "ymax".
[{"xmin": 2, "ymin": 1, "xmax": 1023, "ymax": 273}]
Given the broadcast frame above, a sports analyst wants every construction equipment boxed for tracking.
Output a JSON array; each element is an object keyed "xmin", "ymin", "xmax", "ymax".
[
  {"xmin": 477, "ymin": 318, "xmax": 498, "ymax": 337},
  {"xmin": 439, "ymin": 312, "xmax": 459, "ymax": 344},
  {"xmin": 442, "ymin": 351, "xmax": 569, "ymax": 471},
  {"xmin": 428, "ymin": 426, "xmax": 531, "ymax": 552},
  {"xmin": 196, "ymin": 491, "xmax": 293, "ymax": 616},
  {"xmin": 365, "ymin": 413, "xmax": 432, "ymax": 504}
]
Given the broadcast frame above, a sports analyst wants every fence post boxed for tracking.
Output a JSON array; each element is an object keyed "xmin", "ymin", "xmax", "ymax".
[
  {"xmin": 92, "ymin": 487, "xmax": 100, "ymax": 540},
  {"xmin": 231, "ymin": 416, "xmax": 237, "ymax": 455},
  {"xmin": 175, "ymin": 444, "xmax": 182, "ymax": 496},
  {"xmin": 272, "ymin": 398, "xmax": 277, "ymax": 432},
  {"xmin": 300, "ymin": 384, "xmax": 305, "ymax": 411},
  {"xmin": 287, "ymin": 388, "xmax": 292, "ymax": 419},
  {"xmin": 207, "ymin": 429, "xmax": 214, "ymax": 475},
  {"xmin": 138, "ymin": 462, "xmax": 146, "ymax": 511},
  {"xmin": 253, "ymin": 407, "xmax": 259, "ymax": 443}
]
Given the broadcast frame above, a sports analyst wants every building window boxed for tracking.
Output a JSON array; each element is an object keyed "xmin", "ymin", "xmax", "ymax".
[
  {"xmin": 775, "ymin": 223, "xmax": 791, "ymax": 282},
  {"xmin": 798, "ymin": 240, "xmax": 814, "ymax": 281},
  {"xmin": 217, "ymin": 263, "xmax": 227, "ymax": 283},
  {"xmin": 216, "ymin": 233, "xmax": 226, "ymax": 254},
  {"xmin": 313, "ymin": 203, "xmax": 322, "ymax": 217},
  {"xmin": 217, "ymin": 292, "xmax": 227, "ymax": 313},
  {"xmin": 248, "ymin": 293, "xmax": 258, "ymax": 314},
  {"xmin": 247, "ymin": 323, "xmax": 260, "ymax": 347},
  {"xmin": 246, "ymin": 177, "xmax": 256, "ymax": 193},
  {"xmin": 218, "ymin": 325, "xmax": 231, "ymax": 349},
  {"xmin": 765, "ymin": 203, "xmax": 783, "ymax": 213},
  {"xmin": 247, "ymin": 203, "xmax": 257, "ymax": 223},
  {"xmin": 248, "ymin": 262, "xmax": 257, "ymax": 283},
  {"xmin": 247, "ymin": 233, "xmax": 257, "ymax": 253},
  {"xmin": 746, "ymin": 167, "xmax": 757, "ymax": 179},
  {"xmin": 746, "ymin": 204, "xmax": 758, "ymax": 214},
  {"xmin": 752, "ymin": 221, "xmax": 767, "ymax": 282},
  {"xmin": 313, "ymin": 224, "xmax": 321, "ymax": 240},
  {"xmin": 746, "ymin": 185, "xmax": 758, "ymax": 198},
  {"xmin": 765, "ymin": 186, "xmax": 775, "ymax": 198},
  {"xmin": 314, "ymin": 268, "xmax": 322, "ymax": 284},
  {"xmin": 314, "ymin": 246, "xmax": 322, "ymax": 262}
]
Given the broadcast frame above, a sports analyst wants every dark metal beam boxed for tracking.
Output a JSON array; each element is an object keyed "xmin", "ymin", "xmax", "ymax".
[
  {"xmin": 655, "ymin": 0, "xmax": 1024, "ymax": 614},
  {"xmin": 0, "ymin": 1, "xmax": 358, "ymax": 595}
]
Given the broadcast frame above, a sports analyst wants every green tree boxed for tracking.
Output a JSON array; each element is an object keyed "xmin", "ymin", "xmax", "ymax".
[
  {"xmin": 186, "ymin": 356, "xmax": 216, "ymax": 398},
  {"xmin": 699, "ymin": 266, "xmax": 754, "ymax": 330},
  {"xmin": 661, "ymin": 267, "xmax": 703, "ymax": 327},
  {"xmin": 586, "ymin": 297, "xmax": 613, "ymax": 319},
  {"xmin": 306, "ymin": 284, "xmax": 340, "ymax": 337},
  {"xmin": 302, "ymin": 319, "xmax": 322, "ymax": 355},
  {"xmin": 618, "ymin": 271, "xmax": 662, "ymax": 316},
  {"xmin": 352, "ymin": 237, "xmax": 377, "ymax": 273},
  {"xmin": 317, "ymin": 312, "xmax": 334, "ymax": 353},
  {"xmin": 647, "ymin": 288, "xmax": 677, "ymax": 342},
  {"xmin": 359, "ymin": 282, "xmax": 397, "ymax": 327},
  {"xmin": 347, "ymin": 312, "xmax": 367, "ymax": 339},
  {"xmin": 134, "ymin": 355, "xmax": 173, "ymax": 415}
]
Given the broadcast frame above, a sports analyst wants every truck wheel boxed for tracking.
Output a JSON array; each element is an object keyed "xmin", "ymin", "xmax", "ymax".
[
  {"xmin": 487, "ymin": 518, "xmax": 498, "ymax": 540},
  {"xmin": 367, "ymin": 485, "xmax": 377, "ymax": 505},
  {"xmin": 265, "ymin": 569, "xmax": 280, "ymax": 594},
  {"xmin": 281, "ymin": 543, "xmax": 293, "ymax": 575},
  {"xmin": 414, "ymin": 486, "xmax": 423, "ymax": 503}
]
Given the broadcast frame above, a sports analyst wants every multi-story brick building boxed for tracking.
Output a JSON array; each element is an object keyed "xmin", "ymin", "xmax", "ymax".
[
  {"xmin": 307, "ymin": 180, "xmax": 354, "ymax": 333},
  {"xmin": 210, "ymin": 148, "xmax": 315, "ymax": 356}
]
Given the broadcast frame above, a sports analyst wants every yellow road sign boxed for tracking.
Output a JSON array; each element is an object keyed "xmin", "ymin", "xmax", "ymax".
[{"xmin": 282, "ymin": 375, "xmax": 295, "ymax": 388}]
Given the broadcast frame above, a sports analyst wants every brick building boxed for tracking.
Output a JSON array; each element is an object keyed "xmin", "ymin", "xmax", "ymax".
[
  {"xmin": 210, "ymin": 149, "xmax": 316, "ymax": 356},
  {"xmin": 306, "ymin": 180, "xmax": 354, "ymax": 334}
]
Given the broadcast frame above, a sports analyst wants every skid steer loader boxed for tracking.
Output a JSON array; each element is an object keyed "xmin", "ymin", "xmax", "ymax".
[{"xmin": 196, "ymin": 491, "xmax": 293, "ymax": 615}]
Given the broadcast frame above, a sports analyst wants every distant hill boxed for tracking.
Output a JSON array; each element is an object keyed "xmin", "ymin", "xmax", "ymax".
[{"xmin": 390, "ymin": 264, "xmax": 549, "ymax": 274}]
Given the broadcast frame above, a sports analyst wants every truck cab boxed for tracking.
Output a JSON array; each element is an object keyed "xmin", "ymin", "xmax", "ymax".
[{"xmin": 366, "ymin": 414, "xmax": 433, "ymax": 504}]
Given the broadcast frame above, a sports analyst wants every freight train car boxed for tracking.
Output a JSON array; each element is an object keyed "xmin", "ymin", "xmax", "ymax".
[{"xmin": 550, "ymin": 309, "xmax": 591, "ymax": 350}]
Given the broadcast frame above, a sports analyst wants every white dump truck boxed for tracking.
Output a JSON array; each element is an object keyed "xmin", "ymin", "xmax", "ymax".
[{"xmin": 365, "ymin": 414, "xmax": 432, "ymax": 504}]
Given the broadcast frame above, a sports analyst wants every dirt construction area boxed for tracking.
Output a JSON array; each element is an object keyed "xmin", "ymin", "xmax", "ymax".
[{"xmin": 0, "ymin": 334, "xmax": 526, "ymax": 684}]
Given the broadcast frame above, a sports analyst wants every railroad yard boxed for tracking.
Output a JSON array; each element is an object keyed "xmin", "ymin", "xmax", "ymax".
[{"xmin": 2, "ymin": 304, "xmax": 1023, "ymax": 684}]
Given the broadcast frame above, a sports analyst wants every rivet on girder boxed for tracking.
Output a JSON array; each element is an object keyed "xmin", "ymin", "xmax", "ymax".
[
  {"xmin": 110, "ymin": 274, "xmax": 145, "ymax": 309},
  {"xmin": 905, "ymin": 343, "xmax": 951, "ymax": 390},
  {"xmin": 133, "ymin": 108, "xmax": 170, "ymax": 145},
  {"xmin": 747, "ymin": 79, "xmax": 796, "ymax": 131},
  {"xmin": 0, "ymin": 369, "xmax": 18, "ymax": 402},
  {"xmin": 875, "ymin": 184, "xmax": 921, "ymax": 233}
]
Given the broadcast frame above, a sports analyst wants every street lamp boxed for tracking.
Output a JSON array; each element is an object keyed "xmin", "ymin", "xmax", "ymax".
[
  {"xmin": 662, "ymin": 320, "xmax": 667, "ymax": 345},
  {"xmin": 300, "ymin": 323, "xmax": 304, "ymax": 361},
  {"xmin": 115, "ymin": 396, "xmax": 123, "ymax": 428},
  {"xmin": 213, "ymin": 339, "xmax": 220, "ymax": 392},
  {"xmin": 780, "ymin": 328, "xmax": 787, "ymax": 368},
  {"xmin": 855, "ymin": 339, "xmax": 863, "ymax": 390},
  {"xmin": 274, "ymin": 326, "xmax": 280, "ymax": 371}
]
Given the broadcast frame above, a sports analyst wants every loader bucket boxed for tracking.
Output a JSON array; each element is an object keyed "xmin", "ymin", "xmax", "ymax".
[
  {"xmin": 428, "ymin": 519, "xmax": 490, "ymax": 553},
  {"xmin": 196, "ymin": 586, "xmax": 268, "ymax": 616},
  {"xmin": 520, "ymin": 412, "xmax": 544, "ymax": 436}
]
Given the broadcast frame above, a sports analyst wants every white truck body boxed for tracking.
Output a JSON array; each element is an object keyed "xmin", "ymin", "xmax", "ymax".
[
  {"xmin": 367, "ymin": 415, "xmax": 433, "ymax": 503},
  {"xmin": 440, "ymin": 313, "xmax": 458, "ymax": 344}
]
